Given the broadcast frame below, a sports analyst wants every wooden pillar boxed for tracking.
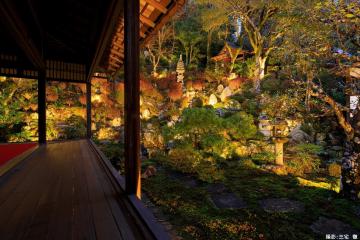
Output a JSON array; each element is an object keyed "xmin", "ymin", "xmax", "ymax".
[
  {"xmin": 86, "ymin": 81, "xmax": 92, "ymax": 139},
  {"xmin": 38, "ymin": 70, "xmax": 46, "ymax": 144},
  {"xmin": 124, "ymin": 0, "xmax": 141, "ymax": 198}
]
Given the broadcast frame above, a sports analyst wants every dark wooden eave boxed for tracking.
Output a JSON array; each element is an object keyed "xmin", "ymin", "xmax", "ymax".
[
  {"xmin": 0, "ymin": 0, "xmax": 186, "ymax": 82},
  {"xmin": 99, "ymin": 0, "xmax": 186, "ymax": 73},
  {"xmin": 0, "ymin": 0, "xmax": 123, "ymax": 83}
]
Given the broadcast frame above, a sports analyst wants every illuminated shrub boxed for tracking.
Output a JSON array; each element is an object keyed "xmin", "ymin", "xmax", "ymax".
[
  {"xmin": 196, "ymin": 157, "xmax": 225, "ymax": 182},
  {"xmin": 140, "ymin": 79, "xmax": 154, "ymax": 92},
  {"xmin": 76, "ymin": 83, "xmax": 87, "ymax": 94},
  {"xmin": 201, "ymin": 134, "xmax": 233, "ymax": 159},
  {"xmin": 79, "ymin": 95, "xmax": 87, "ymax": 105},
  {"xmin": 192, "ymin": 79, "xmax": 205, "ymax": 91},
  {"xmin": 115, "ymin": 82, "xmax": 125, "ymax": 105},
  {"xmin": 185, "ymin": 80, "xmax": 193, "ymax": 89},
  {"xmin": 228, "ymin": 77, "xmax": 245, "ymax": 90},
  {"xmin": 46, "ymin": 87, "xmax": 58, "ymax": 102},
  {"xmin": 286, "ymin": 144, "xmax": 322, "ymax": 176},
  {"xmin": 168, "ymin": 82, "xmax": 183, "ymax": 101},
  {"xmin": 328, "ymin": 162, "xmax": 341, "ymax": 177},
  {"xmin": 0, "ymin": 77, "xmax": 38, "ymax": 142},
  {"xmin": 162, "ymin": 108, "xmax": 258, "ymax": 182},
  {"xmin": 240, "ymin": 159, "xmax": 257, "ymax": 169},
  {"xmin": 156, "ymin": 76, "xmax": 174, "ymax": 90},
  {"xmin": 97, "ymin": 127, "xmax": 118, "ymax": 140},
  {"xmin": 180, "ymin": 97, "xmax": 190, "ymax": 109},
  {"xmin": 251, "ymin": 151, "xmax": 276, "ymax": 164},
  {"xmin": 59, "ymin": 82, "xmax": 67, "ymax": 90},
  {"xmin": 167, "ymin": 145, "xmax": 201, "ymax": 173},
  {"xmin": 191, "ymin": 97, "xmax": 203, "ymax": 107},
  {"xmin": 63, "ymin": 115, "xmax": 86, "ymax": 139},
  {"xmin": 165, "ymin": 145, "xmax": 224, "ymax": 183}
]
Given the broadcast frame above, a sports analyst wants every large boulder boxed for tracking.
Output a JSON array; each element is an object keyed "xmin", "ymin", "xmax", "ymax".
[
  {"xmin": 208, "ymin": 94, "xmax": 218, "ymax": 106},
  {"xmin": 220, "ymin": 87, "xmax": 232, "ymax": 102},
  {"xmin": 289, "ymin": 125, "xmax": 312, "ymax": 144}
]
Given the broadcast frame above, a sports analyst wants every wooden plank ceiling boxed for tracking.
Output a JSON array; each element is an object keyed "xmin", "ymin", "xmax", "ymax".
[
  {"xmin": 0, "ymin": 0, "xmax": 186, "ymax": 81},
  {"xmin": 99, "ymin": 0, "xmax": 186, "ymax": 73}
]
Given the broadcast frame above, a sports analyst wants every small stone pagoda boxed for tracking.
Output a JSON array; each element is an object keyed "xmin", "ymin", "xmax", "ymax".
[{"xmin": 176, "ymin": 54, "xmax": 185, "ymax": 85}]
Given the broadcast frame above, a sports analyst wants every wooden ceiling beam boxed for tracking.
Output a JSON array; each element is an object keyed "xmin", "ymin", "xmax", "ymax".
[
  {"xmin": 0, "ymin": 1, "xmax": 45, "ymax": 69},
  {"xmin": 143, "ymin": 0, "xmax": 168, "ymax": 14},
  {"xmin": 112, "ymin": 42, "xmax": 124, "ymax": 49},
  {"xmin": 141, "ymin": 0, "xmax": 186, "ymax": 46},
  {"xmin": 140, "ymin": 15, "xmax": 156, "ymax": 28},
  {"xmin": 109, "ymin": 55, "xmax": 123, "ymax": 64},
  {"xmin": 110, "ymin": 49, "xmax": 124, "ymax": 58},
  {"xmin": 86, "ymin": 0, "xmax": 123, "ymax": 82}
]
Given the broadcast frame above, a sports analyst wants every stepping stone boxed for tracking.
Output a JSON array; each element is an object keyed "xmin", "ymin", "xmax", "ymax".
[
  {"xmin": 355, "ymin": 206, "xmax": 360, "ymax": 218},
  {"xmin": 182, "ymin": 177, "xmax": 199, "ymax": 188},
  {"xmin": 259, "ymin": 198, "xmax": 304, "ymax": 213},
  {"xmin": 167, "ymin": 171, "xmax": 199, "ymax": 188},
  {"xmin": 210, "ymin": 192, "xmax": 247, "ymax": 209},
  {"xmin": 168, "ymin": 171, "xmax": 187, "ymax": 180},
  {"xmin": 207, "ymin": 183, "xmax": 228, "ymax": 193},
  {"xmin": 310, "ymin": 217, "xmax": 360, "ymax": 235}
]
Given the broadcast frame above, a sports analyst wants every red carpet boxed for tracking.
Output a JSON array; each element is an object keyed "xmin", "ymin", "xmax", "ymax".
[{"xmin": 0, "ymin": 143, "xmax": 37, "ymax": 166}]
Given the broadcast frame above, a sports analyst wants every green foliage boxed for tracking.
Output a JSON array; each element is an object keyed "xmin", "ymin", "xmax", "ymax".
[
  {"xmin": 200, "ymin": 134, "xmax": 229, "ymax": 157},
  {"xmin": 99, "ymin": 142, "xmax": 125, "ymax": 172},
  {"xmin": 233, "ymin": 58, "xmax": 256, "ymax": 77},
  {"xmin": 252, "ymin": 151, "xmax": 276, "ymax": 165},
  {"xmin": 196, "ymin": 157, "xmax": 225, "ymax": 182},
  {"xmin": 286, "ymin": 143, "xmax": 323, "ymax": 176},
  {"xmin": 63, "ymin": 115, "xmax": 86, "ymax": 139},
  {"xmin": 167, "ymin": 144, "xmax": 202, "ymax": 173},
  {"xmin": 261, "ymin": 91, "xmax": 304, "ymax": 120},
  {"xmin": 224, "ymin": 112, "xmax": 258, "ymax": 140},
  {"xmin": 0, "ymin": 77, "xmax": 38, "ymax": 142},
  {"xmin": 239, "ymin": 158, "xmax": 257, "ymax": 169},
  {"xmin": 163, "ymin": 108, "xmax": 221, "ymax": 143},
  {"xmin": 328, "ymin": 162, "xmax": 342, "ymax": 178},
  {"xmin": 162, "ymin": 108, "xmax": 257, "ymax": 182}
]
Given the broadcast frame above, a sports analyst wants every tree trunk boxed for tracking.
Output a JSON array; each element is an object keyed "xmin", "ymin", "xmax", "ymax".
[
  {"xmin": 189, "ymin": 45, "xmax": 193, "ymax": 66},
  {"xmin": 254, "ymin": 54, "xmax": 266, "ymax": 93},
  {"xmin": 341, "ymin": 109, "xmax": 360, "ymax": 200},
  {"xmin": 185, "ymin": 48, "xmax": 189, "ymax": 66},
  {"xmin": 229, "ymin": 56, "xmax": 237, "ymax": 74},
  {"xmin": 206, "ymin": 29, "xmax": 213, "ymax": 67},
  {"xmin": 152, "ymin": 64, "xmax": 158, "ymax": 77},
  {"xmin": 310, "ymin": 84, "xmax": 359, "ymax": 200}
]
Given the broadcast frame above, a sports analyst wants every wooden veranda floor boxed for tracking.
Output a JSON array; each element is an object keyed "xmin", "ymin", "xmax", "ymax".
[{"xmin": 0, "ymin": 140, "xmax": 153, "ymax": 240}]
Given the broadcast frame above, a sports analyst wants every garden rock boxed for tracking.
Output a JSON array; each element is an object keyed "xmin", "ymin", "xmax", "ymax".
[
  {"xmin": 141, "ymin": 166, "xmax": 157, "ymax": 179},
  {"xmin": 310, "ymin": 217, "xmax": 360, "ymax": 235},
  {"xmin": 208, "ymin": 94, "xmax": 218, "ymax": 105},
  {"xmin": 355, "ymin": 206, "xmax": 360, "ymax": 218},
  {"xmin": 259, "ymin": 198, "xmax": 304, "ymax": 213},
  {"xmin": 210, "ymin": 192, "xmax": 247, "ymax": 209},
  {"xmin": 207, "ymin": 183, "xmax": 228, "ymax": 194},
  {"xmin": 168, "ymin": 171, "xmax": 199, "ymax": 188},
  {"xmin": 331, "ymin": 146, "xmax": 343, "ymax": 151},
  {"xmin": 217, "ymin": 84, "xmax": 224, "ymax": 93},
  {"xmin": 220, "ymin": 87, "xmax": 232, "ymax": 102},
  {"xmin": 289, "ymin": 125, "xmax": 311, "ymax": 144}
]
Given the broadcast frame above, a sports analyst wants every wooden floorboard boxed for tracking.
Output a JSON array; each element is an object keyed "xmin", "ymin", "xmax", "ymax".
[{"xmin": 0, "ymin": 140, "xmax": 148, "ymax": 240}]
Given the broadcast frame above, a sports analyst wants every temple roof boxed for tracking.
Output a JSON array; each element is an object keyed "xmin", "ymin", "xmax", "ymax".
[{"xmin": 212, "ymin": 41, "xmax": 251, "ymax": 62}]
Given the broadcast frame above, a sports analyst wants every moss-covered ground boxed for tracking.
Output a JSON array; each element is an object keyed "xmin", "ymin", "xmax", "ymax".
[{"xmin": 142, "ymin": 161, "xmax": 360, "ymax": 240}]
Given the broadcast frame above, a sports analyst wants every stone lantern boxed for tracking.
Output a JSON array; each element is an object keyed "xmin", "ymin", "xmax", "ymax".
[
  {"xmin": 271, "ymin": 119, "xmax": 289, "ymax": 166},
  {"xmin": 176, "ymin": 54, "xmax": 185, "ymax": 84},
  {"xmin": 258, "ymin": 114, "xmax": 272, "ymax": 139}
]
